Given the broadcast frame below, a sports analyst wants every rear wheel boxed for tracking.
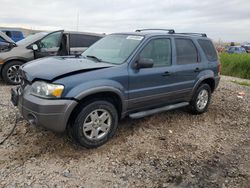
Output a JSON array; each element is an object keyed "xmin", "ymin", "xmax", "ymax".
[
  {"xmin": 190, "ymin": 84, "xmax": 211, "ymax": 114},
  {"xmin": 2, "ymin": 61, "xmax": 23, "ymax": 85},
  {"xmin": 72, "ymin": 100, "xmax": 118, "ymax": 148}
]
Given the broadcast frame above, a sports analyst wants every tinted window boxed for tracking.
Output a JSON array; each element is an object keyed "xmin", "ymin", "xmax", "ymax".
[
  {"xmin": 70, "ymin": 34, "xmax": 101, "ymax": 48},
  {"xmin": 198, "ymin": 39, "xmax": 218, "ymax": 61},
  {"xmin": 140, "ymin": 38, "xmax": 171, "ymax": 67},
  {"xmin": 175, "ymin": 39, "xmax": 198, "ymax": 65}
]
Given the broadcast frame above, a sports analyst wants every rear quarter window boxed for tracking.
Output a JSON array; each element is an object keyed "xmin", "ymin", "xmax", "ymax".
[
  {"xmin": 69, "ymin": 34, "xmax": 102, "ymax": 48},
  {"xmin": 198, "ymin": 39, "xmax": 218, "ymax": 61}
]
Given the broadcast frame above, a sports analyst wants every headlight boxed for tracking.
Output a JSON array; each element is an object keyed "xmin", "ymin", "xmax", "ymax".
[{"xmin": 31, "ymin": 81, "xmax": 64, "ymax": 98}]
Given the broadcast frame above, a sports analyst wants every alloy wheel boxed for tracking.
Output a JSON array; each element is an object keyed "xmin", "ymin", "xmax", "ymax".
[
  {"xmin": 7, "ymin": 65, "xmax": 21, "ymax": 84},
  {"xmin": 82, "ymin": 109, "xmax": 112, "ymax": 141}
]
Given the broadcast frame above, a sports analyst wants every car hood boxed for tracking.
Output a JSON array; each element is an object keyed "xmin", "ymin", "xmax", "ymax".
[
  {"xmin": 21, "ymin": 56, "xmax": 116, "ymax": 82},
  {"xmin": 0, "ymin": 31, "xmax": 15, "ymax": 44}
]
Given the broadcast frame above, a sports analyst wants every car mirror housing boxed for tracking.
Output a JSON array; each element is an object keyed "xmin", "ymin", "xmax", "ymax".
[
  {"xmin": 32, "ymin": 44, "xmax": 38, "ymax": 51},
  {"xmin": 135, "ymin": 58, "xmax": 154, "ymax": 69}
]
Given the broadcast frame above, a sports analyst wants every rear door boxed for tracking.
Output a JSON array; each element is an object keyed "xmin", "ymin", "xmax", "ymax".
[
  {"xmin": 172, "ymin": 38, "xmax": 203, "ymax": 99},
  {"xmin": 34, "ymin": 30, "xmax": 64, "ymax": 58}
]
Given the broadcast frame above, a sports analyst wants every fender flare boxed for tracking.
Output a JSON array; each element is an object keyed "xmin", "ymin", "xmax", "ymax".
[
  {"xmin": 74, "ymin": 86, "xmax": 127, "ymax": 113},
  {"xmin": 192, "ymin": 75, "xmax": 215, "ymax": 94}
]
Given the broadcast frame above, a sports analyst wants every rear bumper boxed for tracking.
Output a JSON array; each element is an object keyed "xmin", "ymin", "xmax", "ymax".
[{"xmin": 11, "ymin": 86, "xmax": 78, "ymax": 132}]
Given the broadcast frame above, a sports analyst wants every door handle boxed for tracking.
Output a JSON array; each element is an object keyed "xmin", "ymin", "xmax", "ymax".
[
  {"xmin": 194, "ymin": 68, "xmax": 200, "ymax": 72},
  {"xmin": 162, "ymin": 71, "xmax": 171, "ymax": 76}
]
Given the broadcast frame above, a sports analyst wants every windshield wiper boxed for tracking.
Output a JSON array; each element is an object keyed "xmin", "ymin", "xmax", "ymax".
[{"xmin": 86, "ymin": 55, "xmax": 102, "ymax": 62}]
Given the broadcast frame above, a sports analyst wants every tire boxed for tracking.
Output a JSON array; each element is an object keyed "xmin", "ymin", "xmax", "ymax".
[
  {"xmin": 190, "ymin": 84, "xmax": 211, "ymax": 114},
  {"xmin": 2, "ymin": 61, "xmax": 23, "ymax": 85},
  {"xmin": 72, "ymin": 100, "xmax": 118, "ymax": 148}
]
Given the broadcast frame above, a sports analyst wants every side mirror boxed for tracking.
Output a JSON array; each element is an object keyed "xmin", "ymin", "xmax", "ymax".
[
  {"xmin": 135, "ymin": 58, "xmax": 154, "ymax": 69},
  {"xmin": 10, "ymin": 42, "xmax": 17, "ymax": 47},
  {"xmin": 32, "ymin": 44, "xmax": 38, "ymax": 51}
]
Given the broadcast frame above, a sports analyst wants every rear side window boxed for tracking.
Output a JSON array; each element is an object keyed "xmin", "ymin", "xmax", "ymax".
[
  {"xmin": 70, "ymin": 34, "xmax": 101, "ymax": 48},
  {"xmin": 175, "ymin": 38, "xmax": 198, "ymax": 65},
  {"xmin": 198, "ymin": 39, "xmax": 218, "ymax": 61}
]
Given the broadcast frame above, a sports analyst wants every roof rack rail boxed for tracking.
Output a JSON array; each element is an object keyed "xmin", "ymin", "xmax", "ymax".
[
  {"xmin": 176, "ymin": 33, "xmax": 207, "ymax": 37},
  {"xmin": 135, "ymin": 29, "xmax": 175, "ymax": 34}
]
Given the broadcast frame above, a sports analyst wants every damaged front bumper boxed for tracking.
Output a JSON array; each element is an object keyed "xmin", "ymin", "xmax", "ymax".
[{"xmin": 11, "ymin": 86, "xmax": 77, "ymax": 132}]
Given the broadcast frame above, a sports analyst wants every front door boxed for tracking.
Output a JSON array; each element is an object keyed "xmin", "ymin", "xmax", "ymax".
[
  {"xmin": 128, "ymin": 37, "xmax": 176, "ymax": 110},
  {"xmin": 34, "ymin": 30, "xmax": 64, "ymax": 59}
]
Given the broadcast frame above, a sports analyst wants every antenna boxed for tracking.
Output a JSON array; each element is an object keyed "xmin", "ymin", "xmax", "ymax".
[{"xmin": 76, "ymin": 10, "xmax": 79, "ymax": 31}]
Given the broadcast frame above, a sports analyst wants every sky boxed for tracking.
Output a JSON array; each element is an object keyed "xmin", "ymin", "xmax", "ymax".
[{"xmin": 0, "ymin": 0, "xmax": 250, "ymax": 42}]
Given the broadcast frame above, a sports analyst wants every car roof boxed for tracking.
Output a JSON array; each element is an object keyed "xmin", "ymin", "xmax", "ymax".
[
  {"xmin": 64, "ymin": 31, "xmax": 105, "ymax": 37},
  {"xmin": 1, "ymin": 29, "xmax": 23, "ymax": 32}
]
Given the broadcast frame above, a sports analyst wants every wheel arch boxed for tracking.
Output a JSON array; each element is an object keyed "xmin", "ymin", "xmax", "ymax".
[
  {"xmin": 1, "ymin": 58, "xmax": 27, "ymax": 75},
  {"xmin": 67, "ymin": 90, "xmax": 125, "ymax": 128},
  {"xmin": 193, "ymin": 77, "xmax": 216, "ymax": 93}
]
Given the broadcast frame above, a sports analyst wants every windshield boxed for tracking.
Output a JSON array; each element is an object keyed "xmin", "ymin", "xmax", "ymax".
[
  {"xmin": 82, "ymin": 34, "xmax": 144, "ymax": 64},
  {"xmin": 17, "ymin": 32, "xmax": 48, "ymax": 46}
]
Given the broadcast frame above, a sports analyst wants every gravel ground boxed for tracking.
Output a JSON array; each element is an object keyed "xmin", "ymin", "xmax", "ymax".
[{"xmin": 0, "ymin": 76, "xmax": 249, "ymax": 188}]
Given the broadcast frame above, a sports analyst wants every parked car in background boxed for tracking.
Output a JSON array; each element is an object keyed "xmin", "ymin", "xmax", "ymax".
[
  {"xmin": 0, "ymin": 30, "xmax": 104, "ymax": 84},
  {"xmin": 0, "ymin": 31, "xmax": 17, "ymax": 52},
  {"xmin": 242, "ymin": 45, "xmax": 250, "ymax": 53},
  {"xmin": 226, "ymin": 46, "xmax": 247, "ymax": 54},
  {"xmin": 0, "ymin": 30, "xmax": 25, "ymax": 42},
  {"xmin": 11, "ymin": 29, "xmax": 221, "ymax": 148}
]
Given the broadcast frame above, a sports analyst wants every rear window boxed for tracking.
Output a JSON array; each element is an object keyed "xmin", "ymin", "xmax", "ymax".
[
  {"xmin": 69, "ymin": 34, "xmax": 102, "ymax": 48},
  {"xmin": 175, "ymin": 38, "xmax": 198, "ymax": 65},
  {"xmin": 198, "ymin": 39, "xmax": 218, "ymax": 61}
]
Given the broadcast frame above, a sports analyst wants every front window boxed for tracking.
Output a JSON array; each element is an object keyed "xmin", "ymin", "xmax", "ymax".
[
  {"xmin": 82, "ymin": 34, "xmax": 144, "ymax": 64},
  {"xmin": 37, "ymin": 31, "xmax": 62, "ymax": 50},
  {"xmin": 139, "ymin": 38, "xmax": 171, "ymax": 67}
]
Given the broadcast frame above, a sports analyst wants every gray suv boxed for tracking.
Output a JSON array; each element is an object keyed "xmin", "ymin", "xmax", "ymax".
[
  {"xmin": 11, "ymin": 29, "xmax": 220, "ymax": 148},
  {"xmin": 0, "ymin": 30, "xmax": 103, "ymax": 85}
]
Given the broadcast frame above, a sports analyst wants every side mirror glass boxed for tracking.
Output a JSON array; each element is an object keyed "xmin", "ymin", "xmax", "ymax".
[
  {"xmin": 136, "ymin": 58, "xmax": 154, "ymax": 69},
  {"xmin": 32, "ymin": 44, "xmax": 38, "ymax": 51}
]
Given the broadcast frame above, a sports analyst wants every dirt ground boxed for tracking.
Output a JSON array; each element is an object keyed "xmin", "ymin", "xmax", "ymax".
[{"xmin": 0, "ymin": 76, "xmax": 249, "ymax": 188}]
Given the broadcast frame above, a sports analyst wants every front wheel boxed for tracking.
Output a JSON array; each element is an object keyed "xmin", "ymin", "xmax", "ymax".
[
  {"xmin": 2, "ymin": 61, "xmax": 23, "ymax": 85},
  {"xmin": 190, "ymin": 84, "xmax": 211, "ymax": 114},
  {"xmin": 72, "ymin": 100, "xmax": 118, "ymax": 148}
]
